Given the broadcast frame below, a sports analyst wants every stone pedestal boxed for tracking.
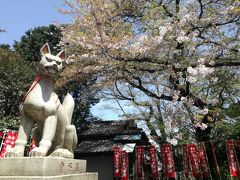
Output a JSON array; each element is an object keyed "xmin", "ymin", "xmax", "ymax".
[{"xmin": 0, "ymin": 157, "xmax": 98, "ymax": 180}]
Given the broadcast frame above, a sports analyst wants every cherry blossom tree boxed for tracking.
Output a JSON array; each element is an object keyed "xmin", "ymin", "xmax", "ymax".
[{"xmin": 60, "ymin": 0, "xmax": 240, "ymax": 143}]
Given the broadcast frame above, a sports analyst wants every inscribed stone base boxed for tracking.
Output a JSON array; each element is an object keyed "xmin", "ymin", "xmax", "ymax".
[
  {"xmin": 0, "ymin": 157, "xmax": 98, "ymax": 180},
  {"xmin": 0, "ymin": 173, "xmax": 98, "ymax": 180}
]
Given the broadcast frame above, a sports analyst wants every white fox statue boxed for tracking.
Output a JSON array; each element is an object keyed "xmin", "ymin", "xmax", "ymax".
[{"xmin": 5, "ymin": 43, "xmax": 77, "ymax": 158}]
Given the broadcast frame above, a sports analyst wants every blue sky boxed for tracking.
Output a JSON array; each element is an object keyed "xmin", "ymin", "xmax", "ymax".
[
  {"xmin": 0, "ymin": 0, "xmax": 120, "ymax": 120},
  {"xmin": 0, "ymin": 0, "xmax": 72, "ymax": 45}
]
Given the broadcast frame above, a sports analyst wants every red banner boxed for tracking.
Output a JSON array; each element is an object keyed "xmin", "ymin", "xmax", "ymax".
[
  {"xmin": 0, "ymin": 131, "xmax": 18, "ymax": 158},
  {"xmin": 182, "ymin": 144, "xmax": 189, "ymax": 178},
  {"xmin": 160, "ymin": 144, "xmax": 175, "ymax": 178},
  {"xmin": 0, "ymin": 131, "xmax": 6, "ymax": 158},
  {"xmin": 198, "ymin": 143, "xmax": 211, "ymax": 178},
  {"xmin": 5, "ymin": 131, "xmax": 18, "ymax": 148},
  {"xmin": 226, "ymin": 139, "xmax": 240, "ymax": 177},
  {"xmin": 135, "ymin": 146, "xmax": 144, "ymax": 177},
  {"xmin": 121, "ymin": 150, "xmax": 129, "ymax": 180},
  {"xmin": 237, "ymin": 140, "xmax": 240, "ymax": 151},
  {"xmin": 149, "ymin": 145, "xmax": 159, "ymax": 178},
  {"xmin": 188, "ymin": 144, "xmax": 201, "ymax": 178},
  {"xmin": 210, "ymin": 142, "xmax": 221, "ymax": 176},
  {"xmin": 113, "ymin": 146, "xmax": 121, "ymax": 177}
]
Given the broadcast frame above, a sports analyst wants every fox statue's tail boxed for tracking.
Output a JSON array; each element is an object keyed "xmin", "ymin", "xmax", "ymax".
[
  {"xmin": 62, "ymin": 93, "xmax": 75, "ymax": 124},
  {"xmin": 62, "ymin": 93, "xmax": 78, "ymax": 153}
]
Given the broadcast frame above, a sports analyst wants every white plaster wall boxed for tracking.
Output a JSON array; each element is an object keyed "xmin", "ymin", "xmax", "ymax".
[{"xmin": 84, "ymin": 155, "xmax": 113, "ymax": 180}]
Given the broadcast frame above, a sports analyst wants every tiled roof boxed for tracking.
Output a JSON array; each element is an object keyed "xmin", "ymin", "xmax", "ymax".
[
  {"xmin": 75, "ymin": 120, "xmax": 150, "ymax": 155},
  {"xmin": 75, "ymin": 140, "xmax": 123, "ymax": 154},
  {"xmin": 77, "ymin": 120, "xmax": 144, "ymax": 137}
]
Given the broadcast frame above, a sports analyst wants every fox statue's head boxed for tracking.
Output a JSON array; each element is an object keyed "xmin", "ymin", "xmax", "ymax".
[{"xmin": 37, "ymin": 43, "xmax": 66, "ymax": 79}]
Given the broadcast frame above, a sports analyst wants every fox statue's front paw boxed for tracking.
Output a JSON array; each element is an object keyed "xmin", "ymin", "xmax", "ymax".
[
  {"xmin": 50, "ymin": 148, "xmax": 74, "ymax": 159},
  {"xmin": 4, "ymin": 148, "xmax": 24, "ymax": 158},
  {"xmin": 29, "ymin": 147, "xmax": 47, "ymax": 157}
]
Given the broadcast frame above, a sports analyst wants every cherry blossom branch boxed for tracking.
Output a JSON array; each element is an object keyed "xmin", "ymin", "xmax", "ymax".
[
  {"xmin": 123, "ymin": 74, "xmax": 208, "ymax": 109},
  {"xmin": 114, "ymin": 81, "xmax": 134, "ymax": 101},
  {"xmin": 197, "ymin": 0, "xmax": 203, "ymax": 19},
  {"xmin": 114, "ymin": 56, "xmax": 240, "ymax": 73}
]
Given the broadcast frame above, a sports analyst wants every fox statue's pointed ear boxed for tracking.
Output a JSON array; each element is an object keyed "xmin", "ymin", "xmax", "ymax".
[
  {"xmin": 57, "ymin": 50, "xmax": 66, "ymax": 61},
  {"xmin": 40, "ymin": 43, "xmax": 51, "ymax": 55}
]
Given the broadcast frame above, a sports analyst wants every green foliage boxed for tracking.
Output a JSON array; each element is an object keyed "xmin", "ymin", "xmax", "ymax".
[
  {"xmin": 0, "ymin": 47, "xmax": 34, "ymax": 130},
  {"xmin": 0, "ymin": 48, "xmax": 35, "ymax": 116},
  {"xmin": 13, "ymin": 25, "xmax": 62, "ymax": 61},
  {"xmin": 0, "ymin": 116, "xmax": 21, "ymax": 131},
  {"xmin": 225, "ymin": 103, "xmax": 240, "ymax": 119},
  {"xmin": 211, "ymin": 102, "xmax": 240, "ymax": 140},
  {"xmin": 0, "ymin": 44, "xmax": 10, "ymax": 50}
]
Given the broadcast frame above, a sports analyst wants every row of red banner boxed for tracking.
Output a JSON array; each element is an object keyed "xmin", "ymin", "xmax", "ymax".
[
  {"xmin": 114, "ymin": 145, "xmax": 163, "ymax": 179},
  {"xmin": 113, "ymin": 140, "xmax": 240, "ymax": 179}
]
